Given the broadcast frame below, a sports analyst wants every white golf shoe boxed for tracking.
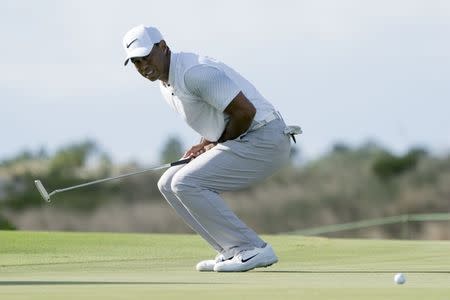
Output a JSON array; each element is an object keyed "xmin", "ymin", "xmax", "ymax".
[
  {"xmin": 196, "ymin": 253, "xmax": 230, "ymax": 272},
  {"xmin": 213, "ymin": 244, "xmax": 278, "ymax": 272}
]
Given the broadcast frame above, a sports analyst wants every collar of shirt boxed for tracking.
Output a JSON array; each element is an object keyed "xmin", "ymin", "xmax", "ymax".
[{"xmin": 167, "ymin": 51, "xmax": 178, "ymax": 88}]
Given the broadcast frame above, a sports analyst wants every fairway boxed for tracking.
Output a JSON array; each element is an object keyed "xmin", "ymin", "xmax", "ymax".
[{"xmin": 0, "ymin": 231, "xmax": 449, "ymax": 299}]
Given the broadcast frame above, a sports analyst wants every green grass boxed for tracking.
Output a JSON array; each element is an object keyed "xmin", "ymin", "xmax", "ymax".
[{"xmin": 0, "ymin": 231, "xmax": 449, "ymax": 300}]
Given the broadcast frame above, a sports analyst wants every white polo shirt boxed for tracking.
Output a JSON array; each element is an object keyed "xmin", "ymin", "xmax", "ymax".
[{"xmin": 160, "ymin": 52, "xmax": 276, "ymax": 142}]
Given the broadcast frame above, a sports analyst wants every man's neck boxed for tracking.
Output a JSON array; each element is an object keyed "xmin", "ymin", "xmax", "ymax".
[{"xmin": 160, "ymin": 50, "xmax": 171, "ymax": 83}]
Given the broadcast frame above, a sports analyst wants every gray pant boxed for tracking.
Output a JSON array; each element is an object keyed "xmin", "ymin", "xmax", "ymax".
[{"xmin": 157, "ymin": 118, "xmax": 291, "ymax": 257}]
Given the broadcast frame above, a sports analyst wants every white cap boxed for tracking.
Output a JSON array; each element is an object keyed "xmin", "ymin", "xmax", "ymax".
[{"xmin": 123, "ymin": 25, "xmax": 163, "ymax": 66}]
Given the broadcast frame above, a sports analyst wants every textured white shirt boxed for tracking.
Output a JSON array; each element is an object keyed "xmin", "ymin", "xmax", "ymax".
[{"xmin": 160, "ymin": 52, "xmax": 276, "ymax": 142}]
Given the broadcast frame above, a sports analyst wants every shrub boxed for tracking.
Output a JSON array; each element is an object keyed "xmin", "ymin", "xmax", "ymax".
[
  {"xmin": 0, "ymin": 215, "xmax": 16, "ymax": 230},
  {"xmin": 372, "ymin": 148, "xmax": 426, "ymax": 180}
]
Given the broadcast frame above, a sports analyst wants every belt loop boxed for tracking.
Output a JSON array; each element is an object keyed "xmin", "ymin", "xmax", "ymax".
[
  {"xmin": 248, "ymin": 110, "xmax": 281, "ymax": 132},
  {"xmin": 276, "ymin": 111, "xmax": 283, "ymax": 121}
]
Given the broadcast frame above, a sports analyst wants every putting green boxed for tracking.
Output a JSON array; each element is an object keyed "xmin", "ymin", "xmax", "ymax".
[{"xmin": 0, "ymin": 231, "xmax": 449, "ymax": 299}]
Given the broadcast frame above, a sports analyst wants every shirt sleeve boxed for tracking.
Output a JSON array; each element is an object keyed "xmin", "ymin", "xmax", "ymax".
[{"xmin": 183, "ymin": 64, "xmax": 241, "ymax": 112}]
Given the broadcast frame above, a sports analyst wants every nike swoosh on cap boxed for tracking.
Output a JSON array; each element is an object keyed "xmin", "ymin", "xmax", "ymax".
[
  {"xmin": 126, "ymin": 38, "xmax": 138, "ymax": 48},
  {"xmin": 241, "ymin": 254, "xmax": 258, "ymax": 263}
]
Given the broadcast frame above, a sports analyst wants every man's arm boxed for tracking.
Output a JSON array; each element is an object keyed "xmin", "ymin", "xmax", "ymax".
[
  {"xmin": 217, "ymin": 91, "xmax": 256, "ymax": 143},
  {"xmin": 183, "ymin": 92, "xmax": 255, "ymax": 158}
]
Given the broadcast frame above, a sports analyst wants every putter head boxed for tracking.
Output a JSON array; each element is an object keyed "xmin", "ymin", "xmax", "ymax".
[{"xmin": 34, "ymin": 180, "xmax": 51, "ymax": 202}]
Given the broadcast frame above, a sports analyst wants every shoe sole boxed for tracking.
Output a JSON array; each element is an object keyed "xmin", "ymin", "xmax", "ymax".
[
  {"xmin": 255, "ymin": 257, "xmax": 278, "ymax": 269},
  {"xmin": 260, "ymin": 261, "xmax": 276, "ymax": 268}
]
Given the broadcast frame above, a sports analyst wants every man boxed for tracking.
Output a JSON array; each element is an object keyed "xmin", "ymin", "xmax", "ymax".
[{"xmin": 123, "ymin": 25, "xmax": 299, "ymax": 272}]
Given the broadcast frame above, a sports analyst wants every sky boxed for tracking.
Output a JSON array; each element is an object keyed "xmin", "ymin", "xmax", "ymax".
[{"xmin": 2, "ymin": 0, "xmax": 450, "ymax": 164}]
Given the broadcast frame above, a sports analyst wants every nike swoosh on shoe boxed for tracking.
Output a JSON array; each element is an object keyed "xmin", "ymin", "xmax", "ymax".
[{"xmin": 241, "ymin": 254, "xmax": 258, "ymax": 263}]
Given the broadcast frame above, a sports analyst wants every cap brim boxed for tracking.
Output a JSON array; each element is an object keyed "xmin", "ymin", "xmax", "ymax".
[{"xmin": 123, "ymin": 47, "xmax": 151, "ymax": 66}]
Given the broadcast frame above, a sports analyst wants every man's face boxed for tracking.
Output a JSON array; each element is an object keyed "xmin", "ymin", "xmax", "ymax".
[{"xmin": 131, "ymin": 44, "xmax": 165, "ymax": 81}]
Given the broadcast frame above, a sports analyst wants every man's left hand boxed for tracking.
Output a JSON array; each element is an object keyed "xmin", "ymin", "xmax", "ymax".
[{"xmin": 183, "ymin": 141, "xmax": 217, "ymax": 158}]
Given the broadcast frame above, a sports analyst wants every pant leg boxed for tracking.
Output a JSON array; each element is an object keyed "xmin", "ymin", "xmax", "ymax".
[
  {"xmin": 171, "ymin": 119, "xmax": 291, "ymax": 256},
  {"xmin": 157, "ymin": 165, "xmax": 225, "ymax": 254}
]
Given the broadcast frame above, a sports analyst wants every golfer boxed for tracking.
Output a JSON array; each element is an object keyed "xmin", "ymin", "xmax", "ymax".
[{"xmin": 123, "ymin": 25, "xmax": 299, "ymax": 272}]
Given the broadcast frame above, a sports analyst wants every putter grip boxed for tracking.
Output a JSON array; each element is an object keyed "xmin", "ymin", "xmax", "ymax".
[{"xmin": 170, "ymin": 157, "xmax": 192, "ymax": 167}]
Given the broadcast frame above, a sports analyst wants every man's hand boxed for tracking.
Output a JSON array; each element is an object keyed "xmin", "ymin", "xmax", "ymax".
[{"xmin": 183, "ymin": 140, "xmax": 217, "ymax": 158}]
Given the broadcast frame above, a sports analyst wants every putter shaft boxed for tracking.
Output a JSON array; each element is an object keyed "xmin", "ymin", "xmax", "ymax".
[{"xmin": 34, "ymin": 157, "xmax": 192, "ymax": 202}]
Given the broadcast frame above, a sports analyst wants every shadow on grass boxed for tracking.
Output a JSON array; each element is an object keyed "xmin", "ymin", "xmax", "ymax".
[
  {"xmin": 1, "ymin": 258, "xmax": 155, "ymax": 268},
  {"xmin": 257, "ymin": 270, "xmax": 450, "ymax": 274},
  {"xmin": 0, "ymin": 281, "xmax": 224, "ymax": 286}
]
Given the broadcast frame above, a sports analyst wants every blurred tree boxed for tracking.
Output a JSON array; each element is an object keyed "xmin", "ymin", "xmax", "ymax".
[
  {"xmin": 0, "ymin": 215, "xmax": 15, "ymax": 230},
  {"xmin": 160, "ymin": 136, "xmax": 184, "ymax": 163},
  {"xmin": 98, "ymin": 153, "xmax": 113, "ymax": 177},
  {"xmin": 372, "ymin": 147, "xmax": 427, "ymax": 180},
  {"xmin": 37, "ymin": 147, "xmax": 48, "ymax": 159},
  {"xmin": 406, "ymin": 147, "xmax": 428, "ymax": 159},
  {"xmin": 1, "ymin": 150, "xmax": 32, "ymax": 166},
  {"xmin": 49, "ymin": 140, "xmax": 97, "ymax": 177},
  {"xmin": 1, "ymin": 140, "xmax": 118, "ymax": 211},
  {"xmin": 332, "ymin": 142, "xmax": 351, "ymax": 154}
]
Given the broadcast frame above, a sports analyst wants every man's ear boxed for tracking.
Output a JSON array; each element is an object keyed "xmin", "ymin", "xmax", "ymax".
[{"xmin": 158, "ymin": 40, "xmax": 168, "ymax": 54}]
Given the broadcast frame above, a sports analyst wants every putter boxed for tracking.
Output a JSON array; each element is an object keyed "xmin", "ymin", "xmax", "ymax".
[{"xmin": 34, "ymin": 157, "xmax": 192, "ymax": 202}]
